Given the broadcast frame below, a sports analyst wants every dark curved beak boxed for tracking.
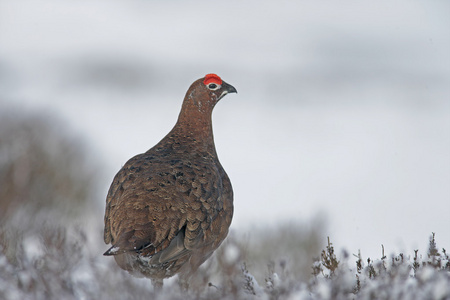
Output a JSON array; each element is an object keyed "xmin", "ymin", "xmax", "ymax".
[{"xmin": 222, "ymin": 81, "xmax": 237, "ymax": 94}]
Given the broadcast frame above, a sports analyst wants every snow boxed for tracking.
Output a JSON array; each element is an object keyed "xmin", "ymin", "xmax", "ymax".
[
  {"xmin": 223, "ymin": 243, "xmax": 240, "ymax": 264},
  {"xmin": 432, "ymin": 275, "xmax": 450, "ymax": 300},
  {"xmin": 242, "ymin": 266, "xmax": 264, "ymax": 296},
  {"xmin": 418, "ymin": 266, "xmax": 435, "ymax": 282},
  {"xmin": 315, "ymin": 279, "xmax": 331, "ymax": 299}
]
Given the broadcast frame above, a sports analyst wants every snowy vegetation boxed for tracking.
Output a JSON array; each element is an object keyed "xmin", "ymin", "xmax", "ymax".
[
  {"xmin": 1, "ymin": 222, "xmax": 449, "ymax": 299},
  {"xmin": 1, "ymin": 110, "xmax": 449, "ymax": 300}
]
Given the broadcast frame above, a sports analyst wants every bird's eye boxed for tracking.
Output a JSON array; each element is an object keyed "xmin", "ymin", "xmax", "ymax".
[{"xmin": 208, "ymin": 83, "xmax": 219, "ymax": 90}]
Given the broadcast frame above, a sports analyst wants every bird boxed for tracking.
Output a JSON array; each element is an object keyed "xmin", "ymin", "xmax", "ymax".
[{"xmin": 103, "ymin": 74, "xmax": 236, "ymax": 290}]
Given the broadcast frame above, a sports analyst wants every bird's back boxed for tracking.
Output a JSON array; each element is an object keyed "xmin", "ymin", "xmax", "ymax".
[{"xmin": 103, "ymin": 133, "xmax": 233, "ymax": 280}]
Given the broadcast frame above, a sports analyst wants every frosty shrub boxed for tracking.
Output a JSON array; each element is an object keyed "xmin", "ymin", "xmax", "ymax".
[
  {"xmin": 309, "ymin": 234, "xmax": 450, "ymax": 300},
  {"xmin": 1, "ymin": 222, "xmax": 449, "ymax": 300},
  {"xmin": 0, "ymin": 109, "xmax": 98, "ymax": 227}
]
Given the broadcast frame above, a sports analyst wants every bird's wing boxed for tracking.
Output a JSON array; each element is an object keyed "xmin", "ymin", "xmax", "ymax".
[{"xmin": 103, "ymin": 153, "xmax": 229, "ymax": 262}]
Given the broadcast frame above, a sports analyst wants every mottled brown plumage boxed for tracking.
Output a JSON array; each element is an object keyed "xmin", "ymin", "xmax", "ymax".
[{"xmin": 103, "ymin": 74, "xmax": 236, "ymax": 289}]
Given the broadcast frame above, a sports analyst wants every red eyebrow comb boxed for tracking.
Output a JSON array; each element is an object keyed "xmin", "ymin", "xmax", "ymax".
[{"xmin": 203, "ymin": 74, "xmax": 222, "ymax": 85}]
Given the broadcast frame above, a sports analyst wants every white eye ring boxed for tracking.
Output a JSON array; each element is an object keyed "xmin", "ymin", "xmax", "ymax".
[{"xmin": 207, "ymin": 83, "xmax": 221, "ymax": 90}]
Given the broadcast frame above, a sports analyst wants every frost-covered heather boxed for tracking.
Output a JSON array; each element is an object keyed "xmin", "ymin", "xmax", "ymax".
[
  {"xmin": 309, "ymin": 235, "xmax": 450, "ymax": 300},
  {"xmin": 1, "ymin": 222, "xmax": 449, "ymax": 300}
]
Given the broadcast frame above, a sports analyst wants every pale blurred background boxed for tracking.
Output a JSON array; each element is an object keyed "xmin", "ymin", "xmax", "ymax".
[{"xmin": 1, "ymin": 0, "xmax": 449, "ymax": 261}]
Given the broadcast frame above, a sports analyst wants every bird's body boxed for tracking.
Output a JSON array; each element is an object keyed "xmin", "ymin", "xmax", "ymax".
[{"xmin": 103, "ymin": 74, "xmax": 236, "ymax": 289}]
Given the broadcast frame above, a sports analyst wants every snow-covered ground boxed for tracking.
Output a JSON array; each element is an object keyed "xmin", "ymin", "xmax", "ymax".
[{"xmin": 1, "ymin": 0, "xmax": 449, "ymax": 260}]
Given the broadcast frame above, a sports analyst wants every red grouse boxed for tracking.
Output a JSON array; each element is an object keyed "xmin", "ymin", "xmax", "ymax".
[{"xmin": 103, "ymin": 74, "xmax": 236, "ymax": 289}]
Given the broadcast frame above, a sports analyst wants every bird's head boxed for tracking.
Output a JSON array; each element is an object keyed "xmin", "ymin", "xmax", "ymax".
[
  {"xmin": 184, "ymin": 74, "xmax": 237, "ymax": 113},
  {"xmin": 202, "ymin": 73, "xmax": 237, "ymax": 102}
]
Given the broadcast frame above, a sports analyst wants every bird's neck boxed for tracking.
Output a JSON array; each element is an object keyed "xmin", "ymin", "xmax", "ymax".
[{"xmin": 167, "ymin": 104, "xmax": 217, "ymax": 154}]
